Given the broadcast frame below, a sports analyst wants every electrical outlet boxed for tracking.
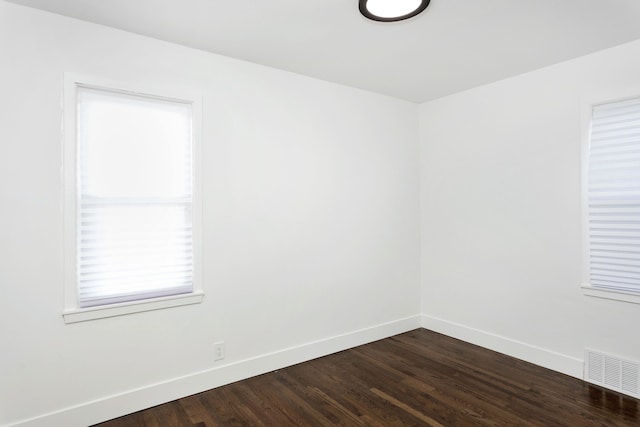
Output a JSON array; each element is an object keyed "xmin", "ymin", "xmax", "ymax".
[{"xmin": 213, "ymin": 341, "xmax": 225, "ymax": 361}]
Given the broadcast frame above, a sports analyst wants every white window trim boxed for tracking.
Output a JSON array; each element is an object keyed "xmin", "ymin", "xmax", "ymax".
[
  {"xmin": 581, "ymin": 86, "xmax": 640, "ymax": 305},
  {"xmin": 62, "ymin": 73, "xmax": 204, "ymax": 323},
  {"xmin": 581, "ymin": 285, "xmax": 640, "ymax": 305}
]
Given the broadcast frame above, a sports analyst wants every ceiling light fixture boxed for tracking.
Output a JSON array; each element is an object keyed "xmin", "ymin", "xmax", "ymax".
[{"xmin": 359, "ymin": 0, "xmax": 431, "ymax": 22}]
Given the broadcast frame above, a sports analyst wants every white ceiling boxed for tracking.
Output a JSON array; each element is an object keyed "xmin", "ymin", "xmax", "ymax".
[{"xmin": 7, "ymin": 0, "xmax": 640, "ymax": 103}]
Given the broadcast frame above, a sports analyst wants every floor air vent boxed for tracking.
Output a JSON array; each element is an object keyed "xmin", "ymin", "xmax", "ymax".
[{"xmin": 585, "ymin": 349, "xmax": 640, "ymax": 398}]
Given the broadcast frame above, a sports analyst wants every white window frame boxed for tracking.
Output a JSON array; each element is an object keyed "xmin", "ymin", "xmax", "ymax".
[
  {"xmin": 582, "ymin": 88, "xmax": 640, "ymax": 305},
  {"xmin": 63, "ymin": 73, "xmax": 204, "ymax": 323}
]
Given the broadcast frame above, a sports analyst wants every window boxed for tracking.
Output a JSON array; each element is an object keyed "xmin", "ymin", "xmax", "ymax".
[
  {"xmin": 584, "ymin": 95, "xmax": 640, "ymax": 304},
  {"xmin": 63, "ymin": 75, "xmax": 203, "ymax": 322}
]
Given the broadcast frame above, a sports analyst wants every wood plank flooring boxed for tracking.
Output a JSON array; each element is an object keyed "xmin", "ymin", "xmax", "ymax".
[{"xmin": 95, "ymin": 329, "xmax": 639, "ymax": 426}]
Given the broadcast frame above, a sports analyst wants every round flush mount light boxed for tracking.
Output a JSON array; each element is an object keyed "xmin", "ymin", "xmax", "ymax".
[{"xmin": 359, "ymin": 0, "xmax": 431, "ymax": 22}]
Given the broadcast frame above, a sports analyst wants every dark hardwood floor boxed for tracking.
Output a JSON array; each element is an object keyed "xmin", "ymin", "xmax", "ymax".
[{"xmin": 95, "ymin": 329, "xmax": 639, "ymax": 426}]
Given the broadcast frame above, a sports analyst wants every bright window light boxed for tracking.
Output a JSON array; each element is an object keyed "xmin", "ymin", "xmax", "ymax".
[
  {"xmin": 76, "ymin": 86, "xmax": 194, "ymax": 307},
  {"xmin": 586, "ymin": 96, "xmax": 640, "ymax": 296}
]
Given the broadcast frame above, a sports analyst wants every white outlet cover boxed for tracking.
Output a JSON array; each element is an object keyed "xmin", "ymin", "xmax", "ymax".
[{"xmin": 213, "ymin": 342, "xmax": 225, "ymax": 361}]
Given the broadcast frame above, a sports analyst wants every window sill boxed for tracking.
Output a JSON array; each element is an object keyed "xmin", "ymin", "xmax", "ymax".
[
  {"xmin": 582, "ymin": 285, "xmax": 640, "ymax": 305},
  {"xmin": 63, "ymin": 292, "xmax": 204, "ymax": 324}
]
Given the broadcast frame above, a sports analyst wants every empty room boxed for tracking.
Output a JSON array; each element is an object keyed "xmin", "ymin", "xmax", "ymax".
[{"xmin": 1, "ymin": 0, "xmax": 640, "ymax": 426}]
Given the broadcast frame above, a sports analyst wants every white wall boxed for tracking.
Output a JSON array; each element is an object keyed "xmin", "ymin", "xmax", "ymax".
[
  {"xmin": 0, "ymin": 2, "xmax": 421, "ymax": 425},
  {"xmin": 420, "ymin": 38, "xmax": 640, "ymax": 377}
]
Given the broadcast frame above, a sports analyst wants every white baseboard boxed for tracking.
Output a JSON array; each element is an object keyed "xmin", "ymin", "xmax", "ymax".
[
  {"xmin": 421, "ymin": 314, "xmax": 583, "ymax": 379},
  {"xmin": 9, "ymin": 314, "xmax": 584, "ymax": 427},
  {"xmin": 8, "ymin": 315, "xmax": 422, "ymax": 427}
]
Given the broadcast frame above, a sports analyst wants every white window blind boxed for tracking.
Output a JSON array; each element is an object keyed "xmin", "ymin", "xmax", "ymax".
[
  {"xmin": 588, "ymin": 96, "xmax": 640, "ymax": 294},
  {"xmin": 77, "ymin": 86, "xmax": 194, "ymax": 307}
]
